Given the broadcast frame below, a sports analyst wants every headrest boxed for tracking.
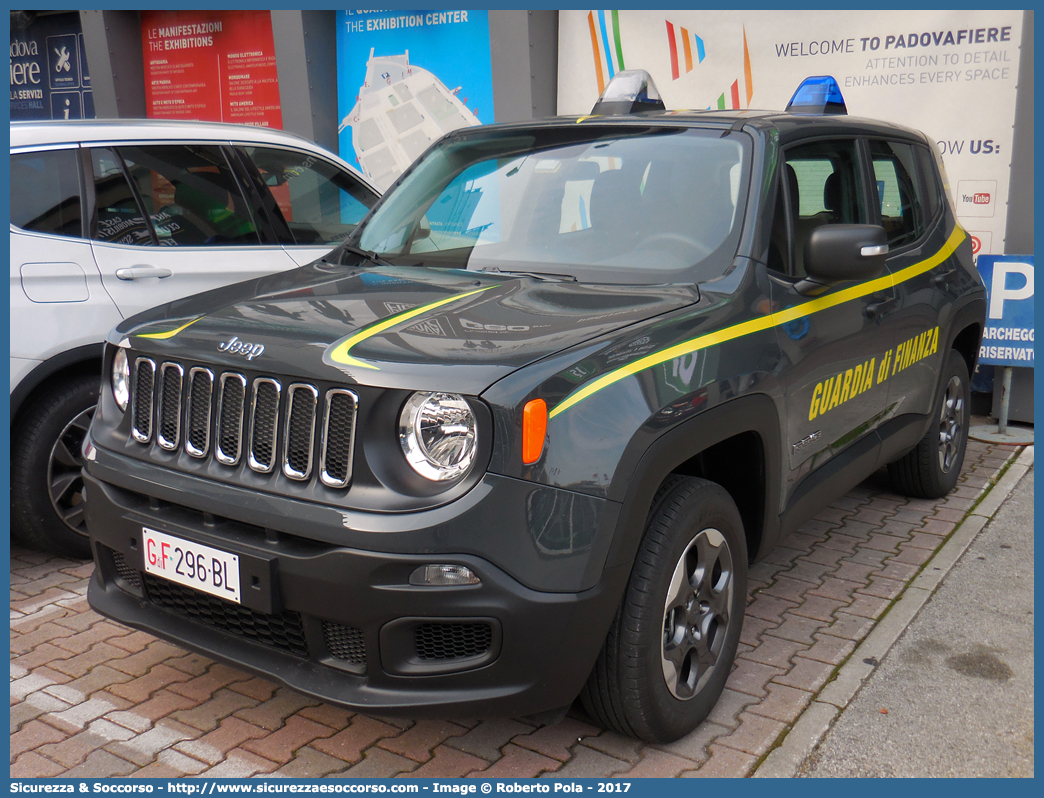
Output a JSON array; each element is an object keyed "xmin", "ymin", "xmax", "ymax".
[{"xmin": 823, "ymin": 171, "xmax": 841, "ymax": 211}]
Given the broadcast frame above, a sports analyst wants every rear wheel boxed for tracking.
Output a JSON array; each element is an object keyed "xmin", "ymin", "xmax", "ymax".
[
  {"xmin": 11, "ymin": 376, "xmax": 98, "ymax": 558},
  {"xmin": 581, "ymin": 476, "xmax": 747, "ymax": 742},
  {"xmin": 888, "ymin": 350, "xmax": 970, "ymax": 499}
]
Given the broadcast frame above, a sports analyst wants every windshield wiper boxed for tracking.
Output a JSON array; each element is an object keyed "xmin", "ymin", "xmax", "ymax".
[
  {"xmin": 339, "ymin": 244, "xmax": 393, "ymax": 268},
  {"xmin": 478, "ymin": 267, "xmax": 577, "ymax": 282}
]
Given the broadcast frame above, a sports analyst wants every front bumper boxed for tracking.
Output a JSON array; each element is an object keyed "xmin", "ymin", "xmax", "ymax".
[{"xmin": 83, "ymin": 450, "xmax": 628, "ymax": 718}]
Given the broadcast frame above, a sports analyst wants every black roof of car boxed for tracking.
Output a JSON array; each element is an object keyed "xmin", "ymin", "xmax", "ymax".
[{"xmin": 447, "ymin": 109, "xmax": 929, "ymax": 147}]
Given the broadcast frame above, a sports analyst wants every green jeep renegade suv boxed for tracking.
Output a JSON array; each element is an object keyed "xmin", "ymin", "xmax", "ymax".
[{"xmin": 82, "ymin": 74, "xmax": 985, "ymax": 742}]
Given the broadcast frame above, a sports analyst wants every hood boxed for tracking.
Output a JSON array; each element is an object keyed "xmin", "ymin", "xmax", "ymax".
[{"xmin": 118, "ymin": 263, "xmax": 700, "ymax": 394}]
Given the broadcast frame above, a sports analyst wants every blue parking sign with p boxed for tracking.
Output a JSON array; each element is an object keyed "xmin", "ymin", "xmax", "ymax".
[{"xmin": 976, "ymin": 255, "xmax": 1034, "ymax": 368}]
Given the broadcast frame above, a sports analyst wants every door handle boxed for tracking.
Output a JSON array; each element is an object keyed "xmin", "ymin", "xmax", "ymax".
[
  {"xmin": 115, "ymin": 265, "xmax": 173, "ymax": 281},
  {"xmin": 865, "ymin": 297, "xmax": 897, "ymax": 319},
  {"xmin": 932, "ymin": 268, "xmax": 957, "ymax": 288}
]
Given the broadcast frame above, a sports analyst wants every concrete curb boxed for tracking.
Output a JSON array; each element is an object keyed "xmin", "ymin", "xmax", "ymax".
[{"xmin": 753, "ymin": 445, "xmax": 1034, "ymax": 779}]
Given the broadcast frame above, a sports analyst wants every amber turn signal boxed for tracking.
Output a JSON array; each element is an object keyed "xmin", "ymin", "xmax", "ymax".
[{"xmin": 522, "ymin": 398, "xmax": 547, "ymax": 464}]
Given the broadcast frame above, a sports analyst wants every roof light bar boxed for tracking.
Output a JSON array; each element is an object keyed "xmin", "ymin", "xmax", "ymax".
[
  {"xmin": 591, "ymin": 69, "xmax": 666, "ymax": 116},
  {"xmin": 786, "ymin": 75, "xmax": 848, "ymax": 115}
]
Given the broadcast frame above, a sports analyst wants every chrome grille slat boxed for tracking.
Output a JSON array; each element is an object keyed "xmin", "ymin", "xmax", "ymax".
[
  {"xmin": 248, "ymin": 379, "xmax": 281, "ymax": 473},
  {"xmin": 283, "ymin": 384, "xmax": 318, "ymax": 480},
  {"xmin": 131, "ymin": 358, "xmax": 156, "ymax": 443},
  {"xmin": 320, "ymin": 390, "xmax": 358, "ymax": 489},
  {"xmin": 184, "ymin": 368, "xmax": 214, "ymax": 458},
  {"xmin": 156, "ymin": 363, "xmax": 184, "ymax": 451},
  {"xmin": 215, "ymin": 373, "xmax": 246, "ymax": 466}
]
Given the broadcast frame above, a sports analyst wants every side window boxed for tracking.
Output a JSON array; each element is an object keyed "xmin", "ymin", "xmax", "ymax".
[
  {"xmin": 869, "ymin": 139, "xmax": 925, "ymax": 248},
  {"xmin": 241, "ymin": 147, "xmax": 376, "ymax": 245},
  {"xmin": 914, "ymin": 144, "xmax": 942, "ymax": 220},
  {"xmin": 90, "ymin": 148, "xmax": 154, "ymax": 246},
  {"xmin": 777, "ymin": 139, "xmax": 866, "ymax": 278},
  {"xmin": 116, "ymin": 145, "xmax": 261, "ymax": 247},
  {"xmin": 10, "ymin": 149, "xmax": 83, "ymax": 238}
]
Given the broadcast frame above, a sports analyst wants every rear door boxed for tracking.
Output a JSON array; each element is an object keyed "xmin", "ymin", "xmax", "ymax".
[
  {"xmin": 87, "ymin": 143, "xmax": 300, "ymax": 320},
  {"xmin": 868, "ymin": 138, "xmax": 957, "ymax": 421},
  {"xmin": 10, "ymin": 146, "xmax": 123, "ymax": 373},
  {"xmin": 768, "ymin": 137, "xmax": 897, "ymax": 507}
]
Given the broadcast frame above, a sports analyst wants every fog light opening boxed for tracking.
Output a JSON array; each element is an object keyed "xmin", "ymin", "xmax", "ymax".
[{"xmin": 409, "ymin": 564, "xmax": 481, "ymax": 587}]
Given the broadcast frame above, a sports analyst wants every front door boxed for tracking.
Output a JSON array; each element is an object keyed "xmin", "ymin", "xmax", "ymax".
[{"xmin": 768, "ymin": 138, "xmax": 897, "ymax": 508}]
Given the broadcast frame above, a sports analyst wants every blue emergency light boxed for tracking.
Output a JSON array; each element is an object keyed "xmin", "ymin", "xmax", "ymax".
[{"xmin": 786, "ymin": 76, "xmax": 848, "ymax": 115}]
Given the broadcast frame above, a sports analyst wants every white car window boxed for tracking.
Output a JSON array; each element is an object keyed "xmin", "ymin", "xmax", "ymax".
[{"xmin": 10, "ymin": 149, "xmax": 84, "ymax": 238}]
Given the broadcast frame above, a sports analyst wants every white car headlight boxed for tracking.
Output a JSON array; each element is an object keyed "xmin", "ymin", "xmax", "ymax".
[
  {"xmin": 399, "ymin": 392, "xmax": 477, "ymax": 482},
  {"xmin": 112, "ymin": 348, "xmax": 130, "ymax": 412}
]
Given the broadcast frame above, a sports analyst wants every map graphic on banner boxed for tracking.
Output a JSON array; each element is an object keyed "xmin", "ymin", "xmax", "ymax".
[
  {"xmin": 141, "ymin": 10, "xmax": 282, "ymax": 128},
  {"xmin": 558, "ymin": 10, "xmax": 1024, "ymax": 256},
  {"xmin": 10, "ymin": 12, "xmax": 94, "ymax": 121},
  {"xmin": 336, "ymin": 10, "xmax": 493, "ymax": 191}
]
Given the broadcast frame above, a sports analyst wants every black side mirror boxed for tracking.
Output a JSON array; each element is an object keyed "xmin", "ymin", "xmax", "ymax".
[{"xmin": 804, "ymin": 224, "xmax": 889, "ymax": 283}]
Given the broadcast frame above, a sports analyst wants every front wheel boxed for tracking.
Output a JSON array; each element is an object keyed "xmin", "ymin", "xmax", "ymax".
[
  {"xmin": 888, "ymin": 349, "xmax": 970, "ymax": 499},
  {"xmin": 11, "ymin": 376, "xmax": 98, "ymax": 558},
  {"xmin": 581, "ymin": 477, "xmax": 747, "ymax": 742}
]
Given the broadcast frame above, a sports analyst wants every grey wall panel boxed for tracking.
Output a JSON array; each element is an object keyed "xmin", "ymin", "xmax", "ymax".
[
  {"xmin": 79, "ymin": 10, "xmax": 147, "ymax": 119},
  {"xmin": 527, "ymin": 10, "xmax": 559, "ymax": 120},
  {"xmin": 489, "ymin": 10, "xmax": 559, "ymax": 123},
  {"xmin": 272, "ymin": 9, "xmax": 339, "ymax": 153},
  {"xmin": 1004, "ymin": 10, "xmax": 1033, "ymax": 255}
]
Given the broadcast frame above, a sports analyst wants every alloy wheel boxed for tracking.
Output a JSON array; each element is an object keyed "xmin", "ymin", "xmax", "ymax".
[
  {"xmin": 661, "ymin": 527, "xmax": 735, "ymax": 700},
  {"xmin": 937, "ymin": 375, "xmax": 964, "ymax": 474},
  {"xmin": 47, "ymin": 405, "xmax": 95, "ymax": 536}
]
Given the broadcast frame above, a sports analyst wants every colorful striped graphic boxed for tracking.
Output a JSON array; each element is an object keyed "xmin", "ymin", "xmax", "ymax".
[
  {"xmin": 666, "ymin": 20, "xmax": 754, "ymax": 111},
  {"xmin": 588, "ymin": 10, "xmax": 625, "ymax": 94},
  {"xmin": 665, "ymin": 19, "xmax": 705, "ymax": 80}
]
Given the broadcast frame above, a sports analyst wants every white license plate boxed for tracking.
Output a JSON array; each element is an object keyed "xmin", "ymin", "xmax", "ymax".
[{"xmin": 142, "ymin": 527, "xmax": 241, "ymax": 604}]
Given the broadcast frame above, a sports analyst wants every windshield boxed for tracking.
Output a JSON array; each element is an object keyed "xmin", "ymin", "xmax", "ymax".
[{"xmin": 350, "ymin": 125, "xmax": 750, "ymax": 284}]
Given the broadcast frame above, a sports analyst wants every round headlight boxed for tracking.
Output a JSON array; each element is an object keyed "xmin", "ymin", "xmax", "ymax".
[
  {"xmin": 399, "ymin": 392, "xmax": 477, "ymax": 482},
  {"xmin": 112, "ymin": 348, "xmax": 130, "ymax": 412}
]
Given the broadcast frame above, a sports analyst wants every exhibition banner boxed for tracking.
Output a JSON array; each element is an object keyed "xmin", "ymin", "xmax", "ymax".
[
  {"xmin": 141, "ymin": 10, "xmax": 282, "ymax": 128},
  {"xmin": 558, "ymin": 10, "xmax": 1024, "ymax": 257},
  {"xmin": 9, "ymin": 12, "xmax": 94, "ymax": 121},
  {"xmin": 335, "ymin": 10, "xmax": 494, "ymax": 191}
]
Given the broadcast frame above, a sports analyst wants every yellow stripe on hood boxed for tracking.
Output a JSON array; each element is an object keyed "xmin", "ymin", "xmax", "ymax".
[
  {"xmin": 136, "ymin": 317, "xmax": 203, "ymax": 340},
  {"xmin": 326, "ymin": 286, "xmax": 494, "ymax": 371}
]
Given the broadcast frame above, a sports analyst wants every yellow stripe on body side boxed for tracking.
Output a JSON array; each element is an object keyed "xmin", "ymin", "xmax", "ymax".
[
  {"xmin": 549, "ymin": 227, "xmax": 966, "ymax": 419},
  {"xmin": 136, "ymin": 317, "xmax": 203, "ymax": 340},
  {"xmin": 326, "ymin": 286, "xmax": 495, "ymax": 371}
]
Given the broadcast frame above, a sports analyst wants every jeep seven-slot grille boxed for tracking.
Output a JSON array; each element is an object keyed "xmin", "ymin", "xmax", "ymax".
[{"xmin": 128, "ymin": 359, "xmax": 356, "ymax": 489}]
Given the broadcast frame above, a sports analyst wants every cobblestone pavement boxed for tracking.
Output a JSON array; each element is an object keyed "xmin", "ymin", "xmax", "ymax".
[{"xmin": 11, "ymin": 440, "xmax": 1021, "ymax": 778}]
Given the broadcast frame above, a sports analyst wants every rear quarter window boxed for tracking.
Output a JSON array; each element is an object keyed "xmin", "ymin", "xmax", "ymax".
[{"xmin": 10, "ymin": 149, "xmax": 83, "ymax": 237}]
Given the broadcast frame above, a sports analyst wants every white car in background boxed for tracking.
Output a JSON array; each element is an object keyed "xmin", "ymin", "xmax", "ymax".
[{"xmin": 10, "ymin": 119, "xmax": 380, "ymax": 557}]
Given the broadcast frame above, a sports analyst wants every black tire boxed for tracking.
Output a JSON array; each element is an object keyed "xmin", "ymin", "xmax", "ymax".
[
  {"xmin": 888, "ymin": 350, "xmax": 970, "ymax": 499},
  {"xmin": 581, "ymin": 476, "xmax": 747, "ymax": 742},
  {"xmin": 11, "ymin": 376, "xmax": 99, "ymax": 558}
]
